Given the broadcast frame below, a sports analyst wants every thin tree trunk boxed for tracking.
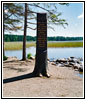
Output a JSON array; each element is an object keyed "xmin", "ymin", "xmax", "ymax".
[
  {"xmin": 22, "ymin": 3, "xmax": 27, "ymax": 60},
  {"xmin": 3, "ymin": 4, "xmax": 5, "ymax": 57},
  {"xmin": 3, "ymin": 26, "xmax": 5, "ymax": 57}
]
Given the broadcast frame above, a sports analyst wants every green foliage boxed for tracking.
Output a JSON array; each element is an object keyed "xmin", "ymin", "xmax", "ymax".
[
  {"xmin": 3, "ymin": 56, "xmax": 8, "ymax": 60},
  {"xmin": 4, "ymin": 3, "xmax": 69, "ymax": 32},
  {"xmin": 47, "ymin": 36, "xmax": 83, "ymax": 41},
  {"xmin": 4, "ymin": 34, "xmax": 83, "ymax": 42},
  {"xmin": 27, "ymin": 3, "xmax": 69, "ymax": 30},
  {"xmin": 27, "ymin": 53, "xmax": 32, "ymax": 59},
  {"xmin": 4, "ymin": 3, "xmax": 23, "ymax": 32}
]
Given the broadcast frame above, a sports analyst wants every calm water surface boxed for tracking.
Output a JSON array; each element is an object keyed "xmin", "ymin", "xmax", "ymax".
[
  {"xmin": 5, "ymin": 47, "xmax": 83, "ymax": 78},
  {"xmin": 5, "ymin": 47, "xmax": 83, "ymax": 60}
]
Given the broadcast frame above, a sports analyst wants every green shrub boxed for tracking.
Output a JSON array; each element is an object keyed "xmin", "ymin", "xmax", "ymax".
[
  {"xmin": 27, "ymin": 53, "xmax": 32, "ymax": 59},
  {"xmin": 3, "ymin": 56, "xmax": 8, "ymax": 61}
]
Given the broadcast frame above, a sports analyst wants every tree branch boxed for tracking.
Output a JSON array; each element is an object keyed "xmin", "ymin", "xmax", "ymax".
[
  {"xmin": 27, "ymin": 10, "xmax": 37, "ymax": 14},
  {"xmin": 4, "ymin": 13, "xmax": 13, "ymax": 20},
  {"xmin": 48, "ymin": 26, "xmax": 55, "ymax": 31},
  {"xmin": 27, "ymin": 17, "xmax": 36, "ymax": 20},
  {"xmin": 27, "ymin": 22, "xmax": 36, "ymax": 25},
  {"xmin": 13, "ymin": 14, "xmax": 23, "ymax": 21},
  {"xmin": 28, "ymin": 4, "xmax": 53, "ymax": 14},
  {"xmin": 27, "ymin": 26, "xmax": 36, "ymax": 30}
]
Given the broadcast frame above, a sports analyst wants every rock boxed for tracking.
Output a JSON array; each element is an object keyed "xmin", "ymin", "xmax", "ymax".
[
  {"xmin": 74, "ymin": 69, "xmax": 79, "ymax": 71},
  {"xmin": 68, "ymin": 57, "xmax": 81, "ymax": 63},
  {"xmin": 56, "ymin": 58, "xmax": 67, "ymax": 63},
  {"xmin": 56, "ymin": 59, "xmax": 60, "ymax": 63},
  {"xmin": 73, "ymin": 63, "xmax": 83, "ymax": 70},
  {"xmin": 81, "ymin": 58, "xmax": 83, "ymax": 61},
  {"xmin": 82, "ymin": 62, "xmax": 84, "ymax": 66},
  {"xmin": 47, "ymin": 61, "xmax": 50, "ymax": 63},
  {"xmin": 30, "ymin": 56, "xmax": 35, "ymax": 60},
  {"xmin": 64, "ymin": 62, "xmax": 69, "ymax": 67},
  {"xmin": 69, "ymin": 62, "xmax": 75, "ymax": 66},
  {"xmin": 57, "ymin": 63, "xmax": 64, "ymax": 67},
  {"xmin": 60, "ymin": 62, "xmax": 64, "ymax": 64},
  {"xmin": 67, "ymin": 57, "xmax": 74, "ymax": 62},
  {"xmin": 77, "ymin": 61, "xmax": 82, "ymax": 64},
  {"xmin": 78, "ymin": 66, "xmax": 83, "ymax": 72},
  {"xmin": 73, "ymin": 63, "xmax": 79, "ymax": 69},
  {"xmin": 56, "ymin": 62, "xmax": 59, "ymax": 64},
  {"xmin": 50, "ymin": 57, "xmax": 83, "ymax": 72},
  {"xmin": 73, "ymin": 65, "xmax": 78, "ymax": 69},
  {"xmin": 73, "ymin": 58, "xmax": 78, "ymax": 63},
  {"xmin": 79, "ymin": 57, "xmax": 83, "ymax": 61},
  {"xmin": 67, "ymin": 57, "xmax": 71, "ymax": 61},
  {"xmin": 60, "ymin": 58, "xmax": 67, "ymax": 62},
  {"xmin": 70, "ymin": 57, "xmax": 75, "ymax": 59},
  {"xmin": 51, "ymin": 62, "xmax": 56, "ymax": 66},
  {"xmin": 65, "ymin": 64, "xmax": 73, "ymax": 67}
]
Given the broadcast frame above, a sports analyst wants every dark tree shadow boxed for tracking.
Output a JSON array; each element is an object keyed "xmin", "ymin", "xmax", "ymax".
[{"xmin": 3, "ymin": 72, "xmax": 38, "ymax": 84}]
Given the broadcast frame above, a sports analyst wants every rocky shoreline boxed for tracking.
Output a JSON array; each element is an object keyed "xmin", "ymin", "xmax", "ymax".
[
  {"xmin": 4, "ymin": 56, "xmax": 83, "ymax": 73},
  {"xmin": 49, "ymin": 57, "xmax": 83, "ymax": 72}
]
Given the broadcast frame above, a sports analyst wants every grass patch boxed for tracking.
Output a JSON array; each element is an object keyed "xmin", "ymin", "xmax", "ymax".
[
  {"xmin": 48, "ymin": 42, "xmax": 83, "ymax": 48},
  {"xmin": 4, "ymin": 42, "xmax": 36, "ymax": 50},
  {"xmin": 4, "ymin": 41, "xmax": 83, "ymax": 50}
]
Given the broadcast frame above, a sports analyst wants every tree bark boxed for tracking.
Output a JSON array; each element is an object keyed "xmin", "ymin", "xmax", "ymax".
[
  {"xmin": 33, "ymin": 50, "xmax": 48, "ymax": 77},
  {"xmin": 33, "ymin": 13, "xmax": 50, "ymax": 78},
  {"xmin": 3, "ymin": 4, "xmax": 5, "ymax": 57},
  {"xmin": 3, "ymin": 25, "xmax": 5, "ymax": 57},
  {"xmin": 22, "ymin": 3, "xmax": 27, "ymax": 60}
]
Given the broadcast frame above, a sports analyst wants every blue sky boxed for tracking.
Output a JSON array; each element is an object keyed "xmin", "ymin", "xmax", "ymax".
[
  {"xmin": 5, "ymin": 2, "xmax": 84, "ymax": 37},
  {"xmin": 54, "ymin": 3, "xmax": 84, "ymax": 37}
]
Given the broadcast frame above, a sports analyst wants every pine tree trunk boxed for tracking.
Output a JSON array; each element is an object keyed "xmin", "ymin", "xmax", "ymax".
[
  {"xmin": 33, "ymin": 49, "xmax": 48, "ymax": 77},
  {"xmin": 22, "ymin": 3, "xmax": 27, "ymax": 60},
  {"xmin": 3, "ymin": 5, "xmax": 5, "ymax": 57},
  {"xmin": 3, "ymin": 28, "xmax": 5, "ymax": 57},
  {"xmin": 33, "ymin": 13, "xmax": 50, "ymax": 78}
]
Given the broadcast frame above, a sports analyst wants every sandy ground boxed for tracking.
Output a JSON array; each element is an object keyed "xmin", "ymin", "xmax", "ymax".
[{"xmin": 3, "ymin": 57, "xmax": 83, "ymax": 98}]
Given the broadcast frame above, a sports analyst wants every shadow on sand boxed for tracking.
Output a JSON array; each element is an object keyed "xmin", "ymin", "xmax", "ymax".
[{"xmin": 3, "ymin": 73, "xmax": 37, "ymax": 84}]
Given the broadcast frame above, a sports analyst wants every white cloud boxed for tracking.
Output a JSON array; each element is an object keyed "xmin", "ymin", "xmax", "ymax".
[{"xmin": 78, "ymin": 13, "xmax": 83, "ymax": 19}]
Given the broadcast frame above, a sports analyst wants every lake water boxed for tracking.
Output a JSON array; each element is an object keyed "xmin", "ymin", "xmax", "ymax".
[
  {"xmin": 5, "ymin": 47, "xmax": 83, "ymax": 60},
  {"xmin": 5, "ymin": 47, "xmax": 83, "ymax": 78}
]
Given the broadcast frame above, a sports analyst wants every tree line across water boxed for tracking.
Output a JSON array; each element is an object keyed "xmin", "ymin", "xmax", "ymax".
[{"xmin": 4, "ymin": 34, "xmax": 83, "ymax": 42}]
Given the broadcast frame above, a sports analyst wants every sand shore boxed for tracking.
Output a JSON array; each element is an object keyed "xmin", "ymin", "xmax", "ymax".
[{"xmin": 3, "ymin": 57, "xmax": 83, "ymax": 98}]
